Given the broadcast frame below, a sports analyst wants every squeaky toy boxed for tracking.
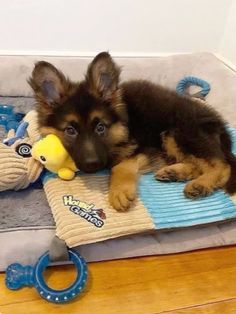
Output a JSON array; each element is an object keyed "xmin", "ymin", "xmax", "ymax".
[{"xmin": 32, "ymin": 134, "xmax": 78, "ymax": 180}]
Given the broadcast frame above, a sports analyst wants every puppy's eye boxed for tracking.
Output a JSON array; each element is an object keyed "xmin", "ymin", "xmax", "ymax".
[
  {"xmin": 40, "ymin": 156, "xmax": 46, "ymax": 163},
  {"xmin": 95, "ymin": 122, "xmax": 106, "ymax": 136},
  {"xmin": 65, "ymin": 126, "xmax": 77, "ymax": 136}
]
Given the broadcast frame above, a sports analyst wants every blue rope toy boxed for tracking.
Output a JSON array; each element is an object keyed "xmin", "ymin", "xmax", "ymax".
[{"xmin": 176, "ymin": 76, "xmax": 211, "ymax": 98}]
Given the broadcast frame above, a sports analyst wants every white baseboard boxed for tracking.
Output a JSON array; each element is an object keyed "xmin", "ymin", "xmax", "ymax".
[
  {"xmin": 0, "ymin": 50, "xmax": 196, "ymax": 58},
  {"xmin": 214, "ymin": 53, "xmax": 236, "ymax": 72},
  {"xmin": 0, "ymin": 51, "xmax": 234, "ymax": 67}
]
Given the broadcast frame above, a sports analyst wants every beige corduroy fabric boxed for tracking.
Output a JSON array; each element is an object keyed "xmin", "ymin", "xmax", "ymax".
[
  {"xmin": 44, "ymin": 174, "xmax": 155, "ymax": 247},
  {"xmin": 0, "ymin": 143, "xmax": 28, "ymax": 191}
]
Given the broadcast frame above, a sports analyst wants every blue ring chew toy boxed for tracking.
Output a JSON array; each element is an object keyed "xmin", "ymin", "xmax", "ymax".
[
  {"xmin": 5, "ymin": 250, "xmax": 88, "ymax": 303},
  {"xmin": 176, "ymin": 76, "xmax": 211, "ymax": 98}
]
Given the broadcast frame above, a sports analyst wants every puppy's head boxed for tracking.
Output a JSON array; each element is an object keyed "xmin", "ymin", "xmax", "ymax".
[{"xmin": 29, "ymin": 52, "xmax": 129, "ymax": 173}]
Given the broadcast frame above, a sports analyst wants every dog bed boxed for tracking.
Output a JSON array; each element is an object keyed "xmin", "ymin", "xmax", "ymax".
[{"xmin": 1, "ymin": 52, "xmax": 236, "ymax": 271}]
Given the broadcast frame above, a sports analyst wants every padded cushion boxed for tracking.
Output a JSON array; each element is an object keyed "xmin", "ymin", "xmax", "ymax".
[{"xmin": 1, "ymin": 52, "xmax": 236, "ymax": 271}]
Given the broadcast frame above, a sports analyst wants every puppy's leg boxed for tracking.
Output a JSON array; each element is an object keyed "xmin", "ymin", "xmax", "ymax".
[
  {"xmin": 158, "ymin": 132, "xmax": 200, "ymax": 182},
  {"xmin": 109, "ymin": 154, "xmax": 148, "ymax": 211},
  {"xmin": 184, "ymin": 159, "xmax": 230, "ymax": 199},
  {"xmin": 161, "ymin": 131, "xmax": 184, "ymax": 163},
  {"xmin": 161, "ymin": 131, "xmax": 231, "ymax": 198},
  {"xmin": 155, "ymin": 162, "xmax": 200, "ymax": 182}
]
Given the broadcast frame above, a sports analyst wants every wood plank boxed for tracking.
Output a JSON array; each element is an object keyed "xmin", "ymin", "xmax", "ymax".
[
  {"xmin": 2, "ymin": 297, "xmax": 236, "ymax": 314},
  {"xmin": 1, "ymin": 246, "xmax": 236, "ymax": 313},
  {"xmin": 172, "ymin": 299, "xmax": 236, "ymax": 313}
]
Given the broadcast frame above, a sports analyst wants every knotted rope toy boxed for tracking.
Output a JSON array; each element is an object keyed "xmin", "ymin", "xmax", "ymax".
[{"xmin": 176, "ymin": 76, "xmax": 210, "ymax": 99}]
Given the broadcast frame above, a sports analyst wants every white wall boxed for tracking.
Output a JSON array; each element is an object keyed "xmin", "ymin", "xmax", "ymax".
[
  {"xmin": 0, "ymin": 0, "xmax": 232, "ymax": 56},
  {"xmin": 219, "ymin": 1, "xmax": 236, "ymax": 65}
]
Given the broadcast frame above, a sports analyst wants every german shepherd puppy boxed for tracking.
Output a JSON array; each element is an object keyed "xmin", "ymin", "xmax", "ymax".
[{"xmin": 29, "ymin": 52, "xmax": 236, "ymax": 211}]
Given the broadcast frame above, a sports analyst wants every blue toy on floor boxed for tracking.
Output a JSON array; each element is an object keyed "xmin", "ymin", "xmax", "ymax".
[{"xmin": 6, "ymin": 250, "xmax": 88, "ymax": 303}]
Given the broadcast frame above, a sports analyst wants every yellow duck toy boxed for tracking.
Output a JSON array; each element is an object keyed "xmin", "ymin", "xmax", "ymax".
[{"xmin": 31, "ymin": 134, "xmax": 78, "ymax": 180}]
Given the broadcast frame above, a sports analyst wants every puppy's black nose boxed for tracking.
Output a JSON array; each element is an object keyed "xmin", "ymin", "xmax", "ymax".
[{"xmin": 83, "ymin": 158, "xmax": 101, "ymax": 173}]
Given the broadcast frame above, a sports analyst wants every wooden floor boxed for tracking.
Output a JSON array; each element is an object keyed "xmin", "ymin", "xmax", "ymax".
[{"xmin": 1, "ymin": 246, "xmax": 236, "ymax": 314}]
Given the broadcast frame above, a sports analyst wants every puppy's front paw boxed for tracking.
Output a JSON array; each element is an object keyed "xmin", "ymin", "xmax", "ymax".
[
  {"xmin": 109, "ymin": 183, "xmax": 136, "ymax": 212},
  {"xmin": 184, "ymin": 181, "xmax": 212, "ymax": 199},
  {"xmin": 155, "ymin": 167, "xmax": 178, "ymax": 182}
]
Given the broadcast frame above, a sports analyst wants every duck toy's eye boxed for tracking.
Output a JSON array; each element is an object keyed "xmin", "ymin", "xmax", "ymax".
[{"xmin": 40, "ymin": 155, "xmax": 46, "ymax": 162}]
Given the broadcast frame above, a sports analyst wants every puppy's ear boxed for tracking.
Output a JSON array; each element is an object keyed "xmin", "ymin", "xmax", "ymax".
[
  {"xmin": 29, "ymin": 61, "xmax": 74, "ymax": 112},
  {"xmin": 86, "ymin": 52, "xmax": 120, "ymax": 100}
]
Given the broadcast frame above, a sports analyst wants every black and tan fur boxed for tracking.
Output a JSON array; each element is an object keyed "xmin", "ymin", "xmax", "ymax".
[{"xmin": 29, "ymin": 52, "xmax": 236, "ymax": 211}]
